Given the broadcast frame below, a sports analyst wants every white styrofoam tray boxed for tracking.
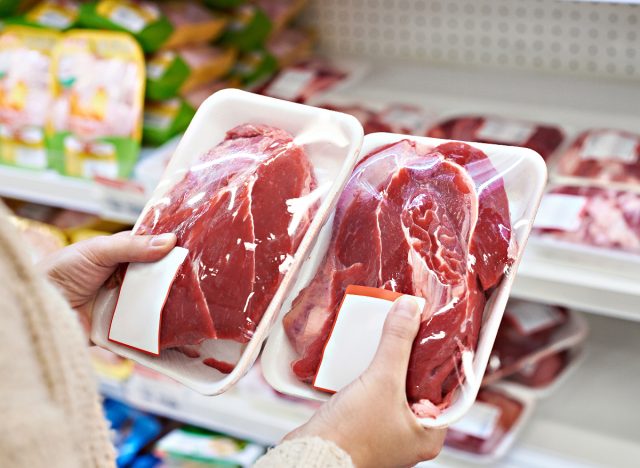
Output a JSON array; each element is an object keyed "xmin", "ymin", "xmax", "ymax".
[
  {"xmin": 91, "ymin": 89, "xmax": 364, "ymax": 395},
  {"xmin": 262, "ymin": 132, "xmax": 548, "ymax": 428}
]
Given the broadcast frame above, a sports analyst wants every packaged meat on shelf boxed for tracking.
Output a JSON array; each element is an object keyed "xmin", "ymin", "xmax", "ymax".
[
  {"xmin": 483, "ymin": 300, "xmax": 588, "ymax": 397},
  {"xmin": 427, "ymin": 115, "xmax": 565, "ymax": 160},
  {"xmin": 443, "ymin": 385, "xmax": 536, "ymax": 464},
  {"xmin": 531, "ymin": 184, "xmax": 640, "ymax": 260},
  {"xmin": 91, "ymin": 89, "xmax": 364, "ymax": 395},
  {"xmin": 262, "ymin": 132, "xmax": 547, "ymax": 428},
  {"xmin": 552, "ymin": 129, "xmax": 640, "ymax": 186},
  {"xmin": 5, "ymin": 0, "xmax": 80, "ymax": 30}
]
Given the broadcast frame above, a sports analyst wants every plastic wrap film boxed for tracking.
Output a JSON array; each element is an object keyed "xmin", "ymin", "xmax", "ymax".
[
  {"xmin": 282, "ymin": 138, "xmax": 514, "ymax": 417},
  {"xmin": 427, "ymin": 115, "xmax": 564, "ymax": 160},
  {"xmin": 133, "ymin": 123, "xmax": 319, "ymax": 372},
  {"xmin": 534, "ymin": 185, "xmax": 640, "ymax": 256}
]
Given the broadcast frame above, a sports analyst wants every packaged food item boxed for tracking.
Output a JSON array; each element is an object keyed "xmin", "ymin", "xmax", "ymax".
[
  {"xmin": 47, "ymin": 30, "xmax": 145, "ymax": 179},
  {"xmin": 220, "ymin": 4, "xmax": 271, "ymax": 52},
  {"xmin": 146, "ymin": 46, "xmax": 237, "ymax": 101},
  {"xmin": 260, "ymin": 57, "xmax": 367, "ymax": 103},
  {"xmin": 427, "ymin": 115, "xmax": 565, "ymax": 160},
  {"xmin": 158, "ymin": 1, "xmax": 227, "ymax": 50},
  {"xmin": 143, "ymin": 98, "xmax": 195, "ymax": 146},
  {"xmin": 181, "ymin": 77, "xmax": 241, "ymax": 110},
  {"xmin": 8, "ymin": 215, "xmax": 67, "ymax": 262},
  {"xmin": 266, "ymin": 27, "xmax": 314, "ymax": 68},
  {"xmin": 91, "ymin": 89, "xmax": 364, "ymax": 395},
  {"xmin": 90, "ymin": 346, "xmax": 135, "ymax": 381},
  {"xmin": 6, "ymin": 0, "xmax": 80, "ymax": 30},
  {"xmin": 67, "ymin": 227, "xmax": 111, "ymax": 243},
  {"xmin": 553, "ymin": 129, "xmax": 640, "ymax": 185},
  {"xmin": 0, "ymin": 26, "xmax": 59, "ymax": 170},
  {"xmin": 78, "ymin": 0, "xmax": 172, "ymax": 53},
  {"xmin": 154, "ymin": 426, "xmax": 265, "ymax": 468},
  {"xmin": 483, "ymin": 300, "xmax": 588, "ymax": 385},
  {"xmin": 262, "ymin": 132, "xmax": 547, "ymax": 428},
  {"xmin": 319, "ymin": 102, "xmax": 392, "ymax": 134},
  {"xmin": 533, "ymin": 185, "xmax": 640, "ymax": 256},
  {"xmin": 230, "ymin": 48, "xmax": 278, "ymax": 87},
  {"xmin": 376, "ymin": 103, "xmax": 435, "ymax": 136},
  {"xmin": 254, "ymin": 0, "xmax": 306, "ymax": 35},
  {"xmin": 444, "ymin": 386, "xmax": 535, "ymax": 462}
]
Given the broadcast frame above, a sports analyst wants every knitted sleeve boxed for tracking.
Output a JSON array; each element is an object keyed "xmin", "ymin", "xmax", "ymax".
[{"xmin": 253, "ymin": 437, "xmax": 354, "ymax": 468}]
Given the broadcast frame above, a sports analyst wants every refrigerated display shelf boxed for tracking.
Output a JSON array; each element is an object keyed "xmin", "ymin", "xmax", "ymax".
[{"xmin": 98, "ymin": 313, "xmax": 640, "ymax": 467}]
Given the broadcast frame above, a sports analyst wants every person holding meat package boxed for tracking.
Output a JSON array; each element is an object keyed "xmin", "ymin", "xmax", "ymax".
[{"xmin": 0, "ymin": 203, "xmax": 445, "ymax": 468}]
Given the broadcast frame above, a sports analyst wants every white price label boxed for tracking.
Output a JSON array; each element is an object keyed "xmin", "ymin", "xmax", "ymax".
[
  {"xmin": 110, "ymin": 6, "xmax": 147, "ymax": 33},
  {"xmin": 506, "ymin": 302, "xmax": 564, "ymax": 335},
  {"xmin": 37, "ymin": 11, "xmax": 73, "ymax": 29},
  {"xmin": 450, "ymin": 401, "xmax": 501, "ymax": 439},
  {"xmin": 580, "ymin": 131, "xmax": 639, "ymax": 163},
  {"xmin": 83, "ymin": 159, "xmax": 118, "ymax": 179},
  {"xmin": 476, "ymin": 118, "xmax": 536, "ymax": 145},
  {"xmin": 381, "ymin": 105, "xmax": 428, "ymax": 133},
  {"xmin": 16, "ymin": 147, "xmax": 47, "ymax": 169},
  {"xmin": 265, "ymin": 69, "xmax": 316, "ymax": 101},
  {"xmin": 533, "ymin": 193, "xmax": 587, "ymax": 232}
]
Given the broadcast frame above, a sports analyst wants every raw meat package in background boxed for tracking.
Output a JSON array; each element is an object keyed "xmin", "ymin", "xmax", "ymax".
[
  {"xmin": 553, "ymin": 129, "xmax": 640, "ymax": 185},
  {"xmin": 262, "ymin": 132, "xmax": 547, "ymax": 427},
  {"xmin": 91, "ymin": 89, "xmax": 364, "ymax": 395},
  {"xmin": 267, "ymin": 27, "xmax": 315, "ymax": 68},
  {"xmin": 157, "ymin": 1, "xmax": 227, "ymax": 50},
  {"xmin": 532, "ymin": 185, "xmax": 640, "ymax": 256},
  {"xmin": 483, "ymin": 300, "xmax": 588, "ymax": 393},
  {"xmin": 427, "ymin": 115, "xmax": 564, "ymax": 160},
  {"xmin": 443, "ymin": 386, "xmax": 535, "ymax": 463},
  {"xmin": 47, "ymin": 30, "xmax": 145, "ymax": 179},
  {"xmin": 5, "ymin": 0, "xmax": 80, "ymax": 30},
  {"xmin": 0, "ymin": 26, "xmax": 59, "ymax": 170}
]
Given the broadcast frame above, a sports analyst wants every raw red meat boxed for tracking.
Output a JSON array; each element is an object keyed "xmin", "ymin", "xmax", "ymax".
[
  {"xmin": 508, "ymin": 350, "xmax": 570, "ymax": 388},
  {"xmin": 535, "ymin": 186, "xmax": 640, "ymax": 254},
  {"xmin": 319, "ymin": 103, "xmax": 392, "ymax": 134},
  {"xmin": 445, "ymin": 388, "xmax": 524, "ymax": 455},
  {"xmin": 554, "ymin": 129, "xmax": 640, "ymax": 184},
  {"xmin": 485, "ymin": 301, "xmax": 569, "ymax": 381},
  {"xmin": 427, "ymin": 115, "xmax": 564, "ymax": 160},
  {"xmin": 137, "ymin": 124, "xmax": 316, "ymax": 361},
  {"xmin": 283, "ymin": 139, "xmax": 512, "ymax": 415}
]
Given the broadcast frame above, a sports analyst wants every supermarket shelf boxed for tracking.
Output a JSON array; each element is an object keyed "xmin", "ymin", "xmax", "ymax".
[{"xmin": 99, "ymin": 313, "xmax": 640, "ymax": 467}]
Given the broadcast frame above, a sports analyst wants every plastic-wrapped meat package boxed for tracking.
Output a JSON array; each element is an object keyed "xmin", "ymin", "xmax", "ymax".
[
  {"xmin": 132, "ymin": 123, "xmax": 318, "ymax": 372},
  {"xmin": 319, "ymin": 103, "xmax": 392, "ymax": 134},
  {"xmin": 484, "ymin": 300, "xmax": 569, "ymax": 382},
  {"xmin": 554, "ymin": 129, "xmax": 640, "ymax": 185},
  {"xmin": 376, "ymin": 104, "xmax": 434, "ymax": 136},
  {"xmin": 427, "ymin": 115, "xmax": 564, "ymax": 160},
  {"xmin": 282, "ymin": 138, "xmax": 514, "ymax": 417},
  {"xmin": 508, "ymin": 350, "xmax": 571, "ymax": 388},
  {"xmin": 445, "ymin": 388, "xmax": 525, "ymax": 457},
  {"xmin": 533, "ymin": 185, "xmax": 640, "ymax": 255}
]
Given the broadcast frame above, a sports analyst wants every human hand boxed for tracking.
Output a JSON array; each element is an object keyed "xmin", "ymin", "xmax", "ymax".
[
  {"xmin": 284, "ymin": 296, "xmax": 447, "ymax": 467},
  {"xmin": 39, "ymin": 231, "xmax": 177, "ymax": 328}
]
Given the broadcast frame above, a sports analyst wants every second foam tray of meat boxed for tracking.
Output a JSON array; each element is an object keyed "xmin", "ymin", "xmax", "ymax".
[
  {"xmin": 282, "ymin": 138, "xmax": 514, "ymax": 416},
  {"xmin": 136, "ymin": 123, "xmax": 318, "ymax": 371}
]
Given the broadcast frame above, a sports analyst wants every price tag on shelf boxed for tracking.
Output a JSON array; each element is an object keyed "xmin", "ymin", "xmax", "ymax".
[{"xmin": 449, "ymin": 401, "xmax": 501, "ymax": 439}]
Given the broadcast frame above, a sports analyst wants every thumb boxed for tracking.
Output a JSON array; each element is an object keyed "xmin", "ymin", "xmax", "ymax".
[
  {"xmin": 80, "ymin": 231, "xmax": 177, "ymax": 267},
  {"xmin": 366, "ymin": 295, "xmax": 422, "ymax": 382}
]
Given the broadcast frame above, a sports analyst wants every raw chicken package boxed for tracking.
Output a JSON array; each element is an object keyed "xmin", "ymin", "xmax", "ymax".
[
  {"xmin": 532, "ymin": 185, "xmax": 640, "ymax": 257},
  {"xmin": 262, "ymin": 132, "xmax": 547, "ymax": 427},
  {"xmin": 427, "ymin": 115, "xmax": 564, "ymax": 160},
  {"xmin": 443, "ymin": 385, "xmax": 535, "ymax": 463},
  {"xmin": 553, "ymin": 129, "xmax": 640, "ymax": 186},
  {"xmin": 91, "ymin": 89, "xmax": 364, "ymax": 394},
  {"xmin": 483, "ymin": 300, "xmax": 588, "ymax": 387}
]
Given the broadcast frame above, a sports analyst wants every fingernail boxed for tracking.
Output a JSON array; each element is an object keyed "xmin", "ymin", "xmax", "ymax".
[
  {"xmin": 393, "ymin": 295, "xmax": 421, "ymax": 319},
  {"xmin": 150, "ymin": 233, "xmax": 176, "ymax": 247}
]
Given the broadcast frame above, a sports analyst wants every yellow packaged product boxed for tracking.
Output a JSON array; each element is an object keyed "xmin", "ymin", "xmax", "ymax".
[
  {"xmin": 67, "ymin": 227, "xmax": 111, "ymax": 243},
  {"xmin": 159, "ymin": 1, "xmax": 228, "ymax": 50},
  {"xmin": 0, "ymin": 26, "xmax": 59, "ymax": 170},
  {"xmin": 8, "ymin": 215, "xmax": 67, "ymax": 262},
  {"xmin": 47, "ymin": 30, "xmax": 145, "ymax": 179}
]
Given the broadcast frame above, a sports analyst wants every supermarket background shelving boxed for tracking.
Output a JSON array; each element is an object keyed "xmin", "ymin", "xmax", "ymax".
[{"xmin": 2, "ymin": 0, "xmax": 639, "ymax": 466}]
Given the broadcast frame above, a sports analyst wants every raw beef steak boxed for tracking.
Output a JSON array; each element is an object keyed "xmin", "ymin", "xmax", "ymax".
[
  {"xmin": 283, "ymin": 139, "xmax": 512, "ymax": 415},
  {"xmin": 137, "ymin": 124, "xmax": 317, "ymax": 360},
  {"xmin": 427, "ymin": 115, "xmax": 564, "ymax": 160}
]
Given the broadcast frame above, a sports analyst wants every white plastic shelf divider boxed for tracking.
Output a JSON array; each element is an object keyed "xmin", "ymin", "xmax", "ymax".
[{"xmin": 99, "ymin": 314, "xmax": 640, "ymax": 467}]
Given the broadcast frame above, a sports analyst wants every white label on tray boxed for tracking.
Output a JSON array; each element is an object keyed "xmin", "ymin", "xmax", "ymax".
[
  {"xmin": 449, "ymin": 401, "xmax": 501, "ymax": 439},
  {"xmin": 475, "ymin": 118, "xmax": 536, "ymax": 145},
  {"xmin": 109, "ymin": 246, "xmax": 189, "ymax": 355},
  {"xmin": 506, "ymin": 302, "xmax": 564, "ymax": 335},
  {"xmin": 38, "ymin": 10, "xmax": 73, "ymax": 29},
  {"xmin": 83, "ymin": 159, "xmax": 118, "ymax": 179},
  {"xmin": 16, "ymin": 146, "xmax": 47, "ymax": 169},
  {"xmin": 110, "ymin": 6, "xmax": 147, "ymax": 33},
  {"xmin": 313, "ymin": 291, "xmax": 426, "ymax": 393},
  {"xmin": 580, "ymin": 131, "xmax": 638, "ymax": 163},
  {"xmin": 533, "ymin": 193, "xmax": 587, "ymax": 232},
  {"xmin": 381, "ymin": 106, "xmax": 427, "ymax": 133},
  {"xmin": 265, "ymin": 69, "xmax": 316, "ymax": 101}
]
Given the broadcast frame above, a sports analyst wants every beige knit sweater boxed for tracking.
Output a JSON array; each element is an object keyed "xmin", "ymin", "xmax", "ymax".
[{"xmin": 0, "ymin": 204, "xmax": 353, "ymax": 468}]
